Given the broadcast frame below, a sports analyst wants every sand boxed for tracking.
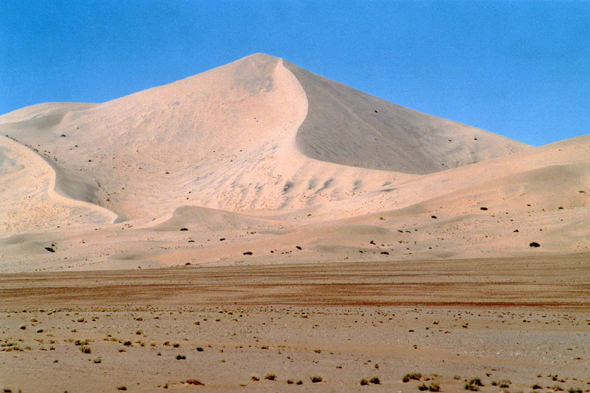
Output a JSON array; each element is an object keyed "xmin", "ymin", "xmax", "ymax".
[
  {"xmin": 0, "ymin": 53, "xmax": 588, "ymax": 391},
  {"xmin": 0, "ymin": 53, "xmax": 587, "ymax": 272},
  {"xmin": 1, "ymin": 256, "xmax": 589, "ymax": 392}
]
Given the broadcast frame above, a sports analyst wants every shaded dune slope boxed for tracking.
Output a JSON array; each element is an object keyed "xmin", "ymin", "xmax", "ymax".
[{"xmin": 284, "ymin": 61, "xmax": 529, "ymax": 174}]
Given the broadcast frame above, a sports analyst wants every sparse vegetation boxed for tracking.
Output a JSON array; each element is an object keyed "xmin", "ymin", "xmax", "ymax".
[
  {"xmin": 360, "ymin": 378, "xmax": 369, "ymax": 386},
  {"xmin": 79, "ymin": 345, "xmax": 91, "ymax": 354},
  {"xmin": 403, "ymin": 373, "xmax": 423, "ymax": 383},
  {"xmin": 469, "ymin": 378, "xmax": 483, "ymax": 387},
  {"xmin": 465, "ymin": 378, "xmax": 484, "ymax": 391},
  {"xmin": 369, "ymin": 377, "xmax": 380, "ymax": 384},
  {"xmin": 310, "ymin": 376, "xmax": 323, "ymax": 383},
  {"xmin": 176, "ymin": 354, "xmax": 186, "ymax": 360},
  {"xmin": 498, "ymin": 379, "xmax": 511, "ymax": 388},
  {"xmin": 264, "ymin": 373, "xmax": 276, "ymax": 381}
]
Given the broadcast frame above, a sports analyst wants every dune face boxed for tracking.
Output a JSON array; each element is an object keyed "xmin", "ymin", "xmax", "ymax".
[
  {"xmin": 0, "ymin": 53, "xmax": 588, "ymax": 272},
  {"xmin": 284, "ymin": 61, "xmax": 529, "ymax": 174}
]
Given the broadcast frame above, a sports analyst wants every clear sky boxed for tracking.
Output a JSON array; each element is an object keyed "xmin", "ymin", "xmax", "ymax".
[{"xmin": 1, "ymin": 1, "xmax": 589, "ymax": 146}]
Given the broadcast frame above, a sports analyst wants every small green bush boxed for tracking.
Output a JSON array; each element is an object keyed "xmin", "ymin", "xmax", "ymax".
[
  {"xmin": 498, "ymin": 379, "xmax": 511, "ymax": 388},
  {"xmin": 469, "ymin": 378, "xmax": 483, "ymax": 387},
  {"xmin": 403, "ymin": 372, "xmax": 423, "ymax": 383}
]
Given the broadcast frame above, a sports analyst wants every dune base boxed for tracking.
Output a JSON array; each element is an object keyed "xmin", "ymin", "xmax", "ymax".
[{"xmin": 1, "ymin": 255, "xmax": 588, "ymax": 392}]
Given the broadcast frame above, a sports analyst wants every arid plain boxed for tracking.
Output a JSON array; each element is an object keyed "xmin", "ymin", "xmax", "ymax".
[{"xmin": 1, "ymin": 54, "xmax": 589, "ymax": 392}]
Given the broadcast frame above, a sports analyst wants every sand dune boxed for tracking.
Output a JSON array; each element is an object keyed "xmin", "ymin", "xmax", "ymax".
[
  {"xmin": 0, "ymin": 53, "xmax": 587, "ymax": 272},
  {"xmin": 284, "ymin": 60, "xmax": 529, "ymax": 173}
]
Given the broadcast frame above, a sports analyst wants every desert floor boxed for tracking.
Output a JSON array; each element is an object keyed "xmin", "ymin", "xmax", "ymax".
[{"xmin": 1, "ymin": 254, "xmax": 589, "ymax": 393}]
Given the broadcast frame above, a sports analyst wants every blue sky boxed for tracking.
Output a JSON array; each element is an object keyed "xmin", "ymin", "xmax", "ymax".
[{"xmin": 1, "ymin": 1, "xmax": 588, "ymax": 146}]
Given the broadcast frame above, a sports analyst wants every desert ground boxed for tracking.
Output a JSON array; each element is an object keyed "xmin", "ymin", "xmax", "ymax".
[
  {"xmin": 1, "ymin": 255, "xmax": 589, "ymax": 392},
  {"xmin": 0, "ymin": 53, "xmax": 588, "ymax": 391}
]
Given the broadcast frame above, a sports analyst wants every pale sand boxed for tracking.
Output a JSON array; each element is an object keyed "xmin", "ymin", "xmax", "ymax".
[
  {"xmin": 0, "ymin": 53, "xmax": 586, "ymax": 272},
  {"xmin": 0, "ymin": 53, "xmax": 588, "ymax": 391}
]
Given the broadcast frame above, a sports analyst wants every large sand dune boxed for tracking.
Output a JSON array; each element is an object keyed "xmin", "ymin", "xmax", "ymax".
[{"xmin": 0, "ymin": 53, "xmax": 587, "ymax": 272}]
